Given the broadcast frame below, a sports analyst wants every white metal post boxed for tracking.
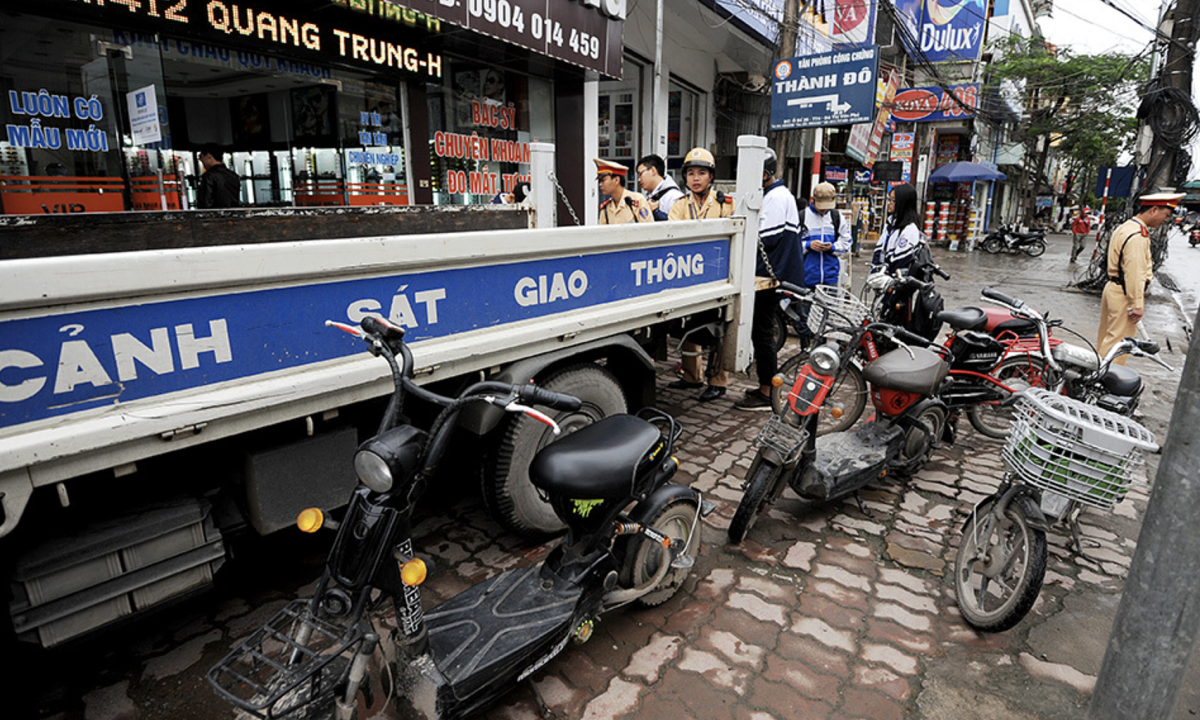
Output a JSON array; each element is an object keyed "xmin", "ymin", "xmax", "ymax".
[
  {"xmin": 731, "ymin": 134, "xmax": 767, "ymax": 374},
  {"xmin": 529, "ymin": 142, "xmax": 556, "ymax": 229}
]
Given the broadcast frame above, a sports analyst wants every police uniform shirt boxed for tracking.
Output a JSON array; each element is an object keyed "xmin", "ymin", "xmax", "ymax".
[
  {"xmin": 668, "ymin": 188, "xmax": 734, "ymax": 221},
  {"xmin": 1106, "ymin": 218, "xmax": 1152, "ymax": 309},
  {"xmin": 599, "ymin": 190, "xmax": 654, "ymax": 224}
]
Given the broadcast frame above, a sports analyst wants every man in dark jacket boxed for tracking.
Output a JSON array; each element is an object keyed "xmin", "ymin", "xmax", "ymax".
[
  {"xmin": 736, "ymin": 148, "xmax": 803, "ymax": 410},
  {"xmin": 197, "ymin": 145, "xmax": 241, "ymax": 209}
]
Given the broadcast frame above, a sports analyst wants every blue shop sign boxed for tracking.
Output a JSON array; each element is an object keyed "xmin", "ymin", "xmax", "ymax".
[{"xmin": 770, "ymin": 45, "xmax": 879, "ymax": 130}]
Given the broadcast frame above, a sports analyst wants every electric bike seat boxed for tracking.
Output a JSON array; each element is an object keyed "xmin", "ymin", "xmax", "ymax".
[
  {"xmin": 1101, "ymin": 364, "xmax": 1142, "ymax": 397},
  {"xmin": 938, "ymin": 307, "xmax": 988, "ymax": 331},
  {"xmin": 862, "ymin": 346, "xmax": 948, "ymax": 395},
  {"xmin": 529, "ymin": 414, "xmax": 663, "ymax": 499}
]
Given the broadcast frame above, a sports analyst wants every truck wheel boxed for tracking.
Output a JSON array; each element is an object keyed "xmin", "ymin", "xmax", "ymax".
[{"xmin": 484, "ymin": 364, "xmax": 627, "ymax": 536}]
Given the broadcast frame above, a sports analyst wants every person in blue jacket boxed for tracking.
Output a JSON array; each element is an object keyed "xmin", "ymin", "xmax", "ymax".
[
  {"xmin": 801, "ymin": 181, "xmax": 852, "ymax": 289},
  {"xmin": 736, "ymin": 148, "xmax": 803, "ymax": 410}
]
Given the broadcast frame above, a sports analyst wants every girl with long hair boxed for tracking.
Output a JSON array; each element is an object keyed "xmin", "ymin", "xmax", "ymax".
[{"xmin": 872, "ymin": 182, "xmax": 924, "ymax": 273}]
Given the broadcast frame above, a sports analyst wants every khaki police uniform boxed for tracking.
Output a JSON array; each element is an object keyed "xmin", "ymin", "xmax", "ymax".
[
  {"xmin": 599, "ymin": 190, "xmax": 653, "ymax": 224},
  {"xmin": 670, "ymin": 188, "xmax": 735, "ymax": 387},
  {"xmin": 668, "ymin": 188, "xmax": 734, "ymax": 221},
  {"xmin": 1097, "ymin": 218, "xmax": 1151, "ymax": 364}
]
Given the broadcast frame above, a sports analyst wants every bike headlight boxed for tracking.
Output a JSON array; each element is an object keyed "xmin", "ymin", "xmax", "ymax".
[
  {"xmin": 810, "ymin": 344, "xmax": 839, "ymax": 375},
  {"xmin": 354, "ymin": 448, "xmax": 394, "ymax": 493},
  {"xmin": 353, "ymin": 425, "xmax": 427, "ymax": 494}
]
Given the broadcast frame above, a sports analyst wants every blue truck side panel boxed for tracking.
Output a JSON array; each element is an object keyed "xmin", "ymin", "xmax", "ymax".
[{"xmin": 0, "ymin": 240, "xmax": 729, "ymax": 428}]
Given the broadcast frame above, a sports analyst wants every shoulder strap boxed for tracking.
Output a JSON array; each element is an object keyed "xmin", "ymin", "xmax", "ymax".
[{"xmin": 831, "ymin": 209, "xmax": 840, "ymax": 237}]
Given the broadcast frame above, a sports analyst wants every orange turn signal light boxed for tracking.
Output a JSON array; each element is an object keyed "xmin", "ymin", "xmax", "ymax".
[
  {"xmin": 297, "ymin": 508, "xmax": 324, "ymax": 534},
  {"xmin": 830, "ymin": 406, "xmax": 845, "ymax": 419},
  {"xmin": 401, "ymin": 558, "xmax": 428, "ymax": 586},
  {"xmin": 771, "ymin": 374, "xmax": 784, "ymax": 388}
]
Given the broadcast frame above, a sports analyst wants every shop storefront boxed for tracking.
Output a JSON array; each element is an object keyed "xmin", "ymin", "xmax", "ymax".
[{"xmin": 0, "ymin": 0, "xmax": 621, "ymax": 218}]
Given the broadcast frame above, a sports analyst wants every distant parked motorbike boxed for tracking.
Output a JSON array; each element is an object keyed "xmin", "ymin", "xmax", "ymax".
[
  {"xmin": 979, "ymin": 288, "xmax": 1171, "ymax": 417},
  {"xmin": 209, "ymin": 316, "xmax": 706, "ymax": 720},
  {"xmin": 1189, "ymin": 222, "xmax": 1200, "ymax": 248},
  {"xmin": 982, "ymin": 224, "xmax": 1047, "ymax": 257}
]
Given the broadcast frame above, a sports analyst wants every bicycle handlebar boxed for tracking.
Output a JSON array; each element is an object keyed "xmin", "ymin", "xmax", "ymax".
[{"xmin": 981, "ymin": 287, "xmax": 1024, "ymax": 310}]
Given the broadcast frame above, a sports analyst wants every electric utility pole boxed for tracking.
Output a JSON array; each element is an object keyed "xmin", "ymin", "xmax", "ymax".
[
  {"xmin": 1144, "ymin": 0, "xmax": 1197, "ymax": 192},
  {"xmin": 771, "ymin": 0, "xmax": 801, "ymax": 168}
]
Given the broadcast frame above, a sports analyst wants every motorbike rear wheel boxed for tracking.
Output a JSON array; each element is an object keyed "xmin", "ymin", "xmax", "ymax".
[
  {"xmin": 620, "ymin": 497, "xmax": 700, "ymax": 606},
  {"xmin": 967, "ymin": 355, "xmax": 1051, "ymax": 439},
  {"xmin": 954, "ymin": 494, "xmax": 1047, "ymax": 632},
  {"xmin": 1024, "ymin": 239, "xmax": 1046, "ymax": 257},
  {"xmin": 982, "ymin": 236, "xmax": 1004, "ymax": 254},
  {"xmin": 728, "ymin": 458, "xmax": 783, "ymax": 544},
  {"xmin": 893, "ymin": 402, "xmax": 946, "ymax": 476},
  {"xmin": 770, "ymin": 352, "xmax": 867, "ymax": 435}
]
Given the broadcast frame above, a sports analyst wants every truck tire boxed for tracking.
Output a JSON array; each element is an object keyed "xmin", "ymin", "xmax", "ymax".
[{"xmin": 484, "ymin": 364, "xmax": 627, "ymax": 536}]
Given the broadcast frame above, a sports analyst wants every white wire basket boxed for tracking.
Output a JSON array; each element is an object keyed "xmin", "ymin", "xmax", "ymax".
[
  {"xmin": 1002, "ymin": 388, "xmax": 1159, "ymax": 511},
  {"xmin": 806, "ymin": 285, "xmax": 869, "ymax": 341}
]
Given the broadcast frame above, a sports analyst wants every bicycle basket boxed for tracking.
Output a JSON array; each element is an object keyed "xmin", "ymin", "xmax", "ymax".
[
  {"xmin": 754, "ymin": 413, "xmax": 808, "ymax": 463},
  {"xmin": 1002, "ymin": 388, "xmax": 1158, "ymax": 511},
  {"xmin": 207, "ymin": 599, "xmax": 367, "ymax": 718},
  {"xmin": 806, "ymin": 285, "xmax": 869, "ymax": 341}
]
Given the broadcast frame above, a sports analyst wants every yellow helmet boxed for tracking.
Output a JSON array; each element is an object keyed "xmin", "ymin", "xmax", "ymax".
[{"xmin": 682, "ymin": 147, "xmax": 716, "ymax": 173}]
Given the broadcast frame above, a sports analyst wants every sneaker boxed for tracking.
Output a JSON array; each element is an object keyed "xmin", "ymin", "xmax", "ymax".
[
  {"xmin": 698, "ymin": 386, "xmax": 727, "ymax": 402},
  {"xmin": 734, "ymin": 391, "xmax": 772, "ymax": 411}
]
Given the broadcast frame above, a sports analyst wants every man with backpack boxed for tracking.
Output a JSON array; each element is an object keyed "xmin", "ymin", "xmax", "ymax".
[{"xmin": 796, "ymin": 182, "xmax": 851, "ymax": 343}]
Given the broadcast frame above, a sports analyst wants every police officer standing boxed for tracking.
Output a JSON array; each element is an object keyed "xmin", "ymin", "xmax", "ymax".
[
  {"xmin": 1097, "ymin": 191, "xmax": 1183, "ymax": 363},
  {"xmin": 595, "ymin": 158, "xmax": 653, "ymax": 225},
  {"xmin": 666, "ymin": 147, "xmax": 734, "ymax": 401}
]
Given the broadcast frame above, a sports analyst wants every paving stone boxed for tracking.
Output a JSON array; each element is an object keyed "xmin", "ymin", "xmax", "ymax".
[
  {"xmin": 556, "ymin": 651, "xmax": 613, "ymax": 694},
  {"xmin": 873, "ymin": 602, "xmax": 933, "ymax": 632},
  {"xmin": 852, "ymin": 663, "xmax": 912, "ymax": 702},
  {"xmin": 748, "ymin": 677, "xmax": 834, "ymax": 719},
  {"xmin": 81, "ymin": 680, "xmax": 138, "ymax": 720},
  {"xmin": 811, "ymin": 562, "xmax": 872, "ymax": 593},
  {"xmin": 664, "ymin": 599, "xmax": 717, "ymax": 636},
  {"xmin": 781, "ymin": 540, "xmax": 818, "ymax": 571},
  {"xmin": 727, "ymin": 591, "xmax": 789, "ymax": 627},
  {"xmin": 791, "ymin": 616, "xmax": 857, "ymax": 654},
  {"xmin": 698, "ymin": 627, "xmax": 767, "ymax": 670},
  {"xmin": 775, "ymin": 633, "xmax": 851, "ymax": 677},
  {"xmin": 579, "ymin": 677, "xmax": 642, "ymax": 720},
  {"xmin": 865, "ymin": 618, "xmax": 937, "ymax": 655},
  {"xmin": 797, "ymin": 591, "xmax": 867, "ymax": 632},
  {"xmin": 805, "ymin": 578, "xmax": 870, "ymax": 611},
  {"xmin": 695, "ymin": 568, "xmax": 736, "ymax": 600},
  {"xmin": 736, "ymin": 573, "xmax": 797, "ymax": 604},
  {"xmin": 885, "ymin": 541, "xmax": 946, "ymax": 574},
  {"xmin": 1018, "ymin": 652, "xmax": 1097, "ymax": 694},
  {"xmin": 762, "ymin": 652, "xmax": 841, "ymax": 702},
  {"xmin": 677, "ymin": 647, "xmax": 754, "ymax": 695},
  {"xmin": 840, "ymin": 686, "xmax": 906, "ymax": 720},
  {"xmin": 623, "ymin": 633, "xmax": 683, "ymax": 684},
  {"xmin": 531, "ymin": 674, "xmax": 589, "ymax": 717},
  {"xmin": 861, "ymin": 642, "xmax": 919, "ymax": 675},
  {"xmin": 874, "ymin": 582, "xmax": 939, "ymax": 615},
  {"xmin": 659, "ymin": 667, "xmax": 740, "ymax": 720},
  {"xmin": 876, "ymin": 566, "xmax": 933, "ymax": 596},
  {"xmin": 831, "ymin": 515, "xmax": 888, "ymax": 536}
]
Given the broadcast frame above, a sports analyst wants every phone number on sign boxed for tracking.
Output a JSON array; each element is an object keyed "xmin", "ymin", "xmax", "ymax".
[{"xmin": 467, "ymin": 0, "xmax": 600, "ymax": 60}]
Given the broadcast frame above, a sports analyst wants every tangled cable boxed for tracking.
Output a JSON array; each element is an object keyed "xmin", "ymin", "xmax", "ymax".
[{"xmin": 1138, "ymin": 78, "xmax": 1200, "ymax": 187}]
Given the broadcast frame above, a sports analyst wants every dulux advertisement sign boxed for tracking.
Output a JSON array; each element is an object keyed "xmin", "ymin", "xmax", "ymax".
[{"xmin": 894, "ymin": 0, "xmax": 987, "ymax": 63}]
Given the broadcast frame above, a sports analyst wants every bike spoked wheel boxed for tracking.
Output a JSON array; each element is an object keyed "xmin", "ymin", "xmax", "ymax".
[
  {"xmin": 954, "ymin": 496, "xmax": 1047, "ymax": 632},
  {"xmin": 967, "ymin": 355, "xmax": 1051, "ymax": 439},
  {"xmin": 770, "ymin": 353, "xmax": 867, "ymax": 436},
  {"xmin": 728, "ymin": 459, "xmax": 782, "ymax": 544},
  {"xmin": 1025, "ymin": 240, "xmax": 1046, "ymax": 257}
]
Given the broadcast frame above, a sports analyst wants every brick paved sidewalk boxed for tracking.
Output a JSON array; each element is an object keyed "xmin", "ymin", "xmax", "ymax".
[{"xmin": 399, "ymin": 356, "xmax": 1151, "ymax": 720}]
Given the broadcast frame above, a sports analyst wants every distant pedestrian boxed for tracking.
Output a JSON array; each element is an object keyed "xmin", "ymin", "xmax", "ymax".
[
  {"xmin": 197, "ymin": 145, "xmax": 241, "ymax": 209},
  {"xmin": 1070, "ymin": 210, "xmax": 1091, "ymax": 263},
  {"xmin": 1097, "ymin": 191, "xmax": 1183, "ymax": 364},
  {"xmin": 636, "ymin": 154, "xmax": 684, "ymax": 220},
  {"xmin": 801, "ymin": 182, "xmax": 851, "ymax": 289},
  {"xmin": 595, "ymin": 159, "xmax": 653, "ymax": 224},
  {"xmin": 667, "ymin": 147, "xmax": 734, "ymax": 402}
]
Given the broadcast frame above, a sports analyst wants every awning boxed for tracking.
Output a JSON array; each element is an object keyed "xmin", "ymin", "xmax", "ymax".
[{"xmin": 928, "ymin": 161, "xmax": 1007, "ymax": 183}]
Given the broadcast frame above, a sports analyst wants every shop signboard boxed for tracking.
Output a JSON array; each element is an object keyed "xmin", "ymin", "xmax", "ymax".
[
  {"xmin": 891, "ymin": 83, "xmax": 980, "ymax": 122},
  {"xmin": 825, "ymin": 167, "xmax": 848, "ymax": 182},
  {"xmin": 846, "ymin": 62, "xmax": 896, "ymax": 164},
  {"xmin": 893, "ymin": 0, "xmax": 987, "ymax": 63},
  {"xmin": 854, "ymin": 170, "xmax": 873, "ymax": 183},
  {"xmin": 891, "ymin": 131, "xmax": 914, "ymax": 183},
  {"xmin": 32, "ymin": 0, "xmax": 449, "ymax": 81},
  {"xmin": 390, "ymin": 0, "xmax": 624, "ymax": 78},
  {"xmin": 770, "ymin": 45, "xmax": 879, "ymax": 130},
  {"xmin": 711, "ymin": 0, "xmax": 877, "ymax": 51}
]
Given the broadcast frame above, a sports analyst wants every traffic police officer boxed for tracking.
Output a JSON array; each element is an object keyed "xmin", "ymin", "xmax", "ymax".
[
  {"xmin": 595, "ymin": 158, "xmax": 653, "ymax": 225},
  {"xmin": 1097, "ymin": 191, "xmax": 1184, "ymax": 363},
  {"xmin": 666, "ymin": 147, "xmax": 734, "ymax": 401}
]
